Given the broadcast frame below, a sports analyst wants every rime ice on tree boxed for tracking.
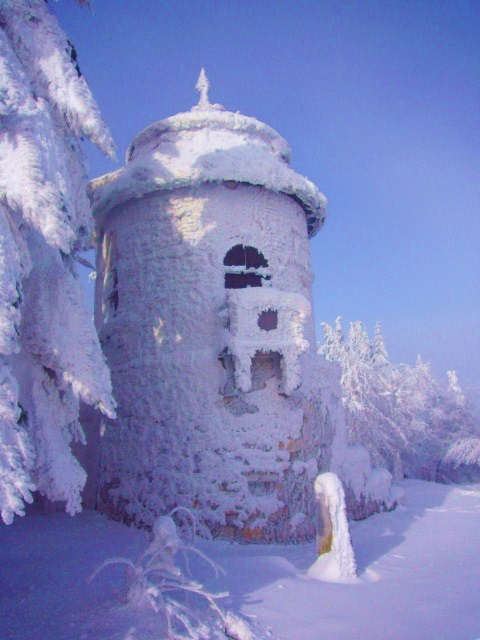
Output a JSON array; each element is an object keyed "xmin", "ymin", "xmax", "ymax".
[
  {"xmin": 0, "ymin": 0, "xmax": 115, "ymax": 525},
  {"xmin": 90, "ymin": 71, "xmax": 337, "ymax": 541}
]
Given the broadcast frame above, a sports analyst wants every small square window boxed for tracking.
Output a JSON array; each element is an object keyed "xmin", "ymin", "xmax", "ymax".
[
  {"xmin": 247, "ymin": 480, "xmax": 276, "ymax": 496},
  {"xmin": 258, "ymin": 309, "xmax": 278, "ymax": 331}
]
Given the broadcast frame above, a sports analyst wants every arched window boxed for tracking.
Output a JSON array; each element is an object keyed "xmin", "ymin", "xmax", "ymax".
[{"xmin": 223, "ymin": 245, "xmax": 270, "ymax": 289}]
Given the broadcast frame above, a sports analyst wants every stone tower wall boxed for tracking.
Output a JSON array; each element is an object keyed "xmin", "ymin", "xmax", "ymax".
[{"xmin": 95, "ymin": 182, "xmax": 333, "ymax": 541}]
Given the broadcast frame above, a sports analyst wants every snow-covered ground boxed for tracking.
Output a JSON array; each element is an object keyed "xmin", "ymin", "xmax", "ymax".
[{"xmin": 1, "ymin": 480, "xmax": 479, "ymax": 640}]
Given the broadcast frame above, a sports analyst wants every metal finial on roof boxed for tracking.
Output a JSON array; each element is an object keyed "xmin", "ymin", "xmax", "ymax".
[{"xmin": 195, "ymin": 68, "xmax": 210, "ymax": 109}]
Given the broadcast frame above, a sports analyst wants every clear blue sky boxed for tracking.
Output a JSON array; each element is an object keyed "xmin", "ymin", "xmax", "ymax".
[{"xmin": 53, "ymin": 0, "xmax": 480, "ymax": 390}]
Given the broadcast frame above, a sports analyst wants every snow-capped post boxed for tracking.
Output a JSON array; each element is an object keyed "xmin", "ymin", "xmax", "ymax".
[
  {"xmin": 316, "ymin": 486, "xmax": 333, "ymax": 555},
  {"xmin": 308, "ymin": 472, "xmax": 357, "ymax": 583}
]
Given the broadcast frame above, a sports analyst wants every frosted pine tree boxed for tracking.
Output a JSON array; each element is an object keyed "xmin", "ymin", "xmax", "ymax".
[
  {"xmin": 0, "ymin": 0, "xmax": 116, "ymax": 524},
  {"xmin": 447, "ymin": 370, "xmax": 463, "ymax": 402},
  {"xmin": 371, "ymin": 321, "xmax": 389, "ymax": 368},
  {"xmin": 319, "ymin": 316, "xmax": 344, "ymax": 363}
]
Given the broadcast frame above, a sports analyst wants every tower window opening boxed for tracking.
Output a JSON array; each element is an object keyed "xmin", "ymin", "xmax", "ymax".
[
  {"xmin": 225, "ymin": 511, "xmax": 238, "ymax": 525},
  {"xmin": 223, "ymin": 244, "xmax": 270, "ymax": 289},
  {"xmin": 102, "ymin": 230, "xmax": 119, "ymax": 317},
  {"xmin": 258, "ymin": 309, "xmax": 278, "ymax": 331},
  {"xmin": 248, "ymin": 479, "xmax": 276, "ymax": 496},
  {"xmin": 106, "ymin": 269, "xmax": 119, "ymax": 311}
]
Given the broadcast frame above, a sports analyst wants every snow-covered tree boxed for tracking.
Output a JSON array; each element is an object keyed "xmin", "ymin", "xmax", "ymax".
[
  {"xmin": 394, "ymin": 361, "xmax": 477, "ymax": 479},
  {"xmin": 444, "ymin": 437, "xmax": 480, "ymax": 468},
  {"xmin": 447, "ymin": 370, "xmax": 464, "ymax": 401},
  {"xmin": 320, "ymin": 318, "xmax": 401, "ymax": 471},
  {"xmin": 320, "ymin": 315, "xmax": 344, "ymax": 364},
  {"xmin": 0, "ymin": 0, "xmax": 116, "ymax": 524},
  {"xmin": 371, "ymin": 321, "xmax": 389, "ymax": 368},
  {"xmin": 319, "ymin": 319, "xmax": 479, "ymax": 481}
]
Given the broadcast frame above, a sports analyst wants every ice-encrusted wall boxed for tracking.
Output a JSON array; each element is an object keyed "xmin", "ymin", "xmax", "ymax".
[{"xmin": 94, "ymin": 182, "xmax": 336, "ymax": 541}]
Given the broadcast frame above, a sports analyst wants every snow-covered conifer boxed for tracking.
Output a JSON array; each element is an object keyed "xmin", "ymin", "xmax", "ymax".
[
  {"xmin": 348, "ymin": 320, "xmax": 371, "ymax": 363},
  {"xmin": 319, "ymin": 316, "xmax": 344, "ymax": 363},
  {"xmin": 447, "ymin": 370, "xmax": 464, "ymax": 402},
  {"xmin": 0, "ymin": 0, "xmax": 115, "ymax": 524},
  {"xmin": 371, "ymin": 321, "xmax": 389, "ymax": 368}
]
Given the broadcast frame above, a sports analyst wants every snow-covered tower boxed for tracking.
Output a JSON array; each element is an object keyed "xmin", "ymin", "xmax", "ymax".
[{"xmin": 90, "ymin": 71, "xmax": 334, "ymax": 542}]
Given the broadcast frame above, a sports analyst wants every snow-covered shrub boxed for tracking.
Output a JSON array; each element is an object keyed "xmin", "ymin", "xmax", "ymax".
[
  {"xmin": 0, "ymin": 0, "xmax": 116, "ymax": 524},
  {"xmin": 91, "ymin": 510, "xmax": 253, "ymax": 640},
  {"xmin": 339, "ymin": 445, "xmax": 403, "ymax": 520}
]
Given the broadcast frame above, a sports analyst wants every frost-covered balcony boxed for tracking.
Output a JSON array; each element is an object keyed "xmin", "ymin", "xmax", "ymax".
[{"xmin": 221, "ymin": 287, "xmax": 311, "ymax": 395}]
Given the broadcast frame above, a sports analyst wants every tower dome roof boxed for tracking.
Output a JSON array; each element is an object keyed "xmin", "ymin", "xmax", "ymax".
[
  {"xmin": 126, "ymin": 105, "xmax": 291, "ymax": 164},
  {"xmin": 90, "ymin": 70, "xmax": 327, "ymax": 237}
]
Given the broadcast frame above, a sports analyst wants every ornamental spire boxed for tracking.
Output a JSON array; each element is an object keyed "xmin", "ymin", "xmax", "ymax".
[{"xmin": 195, "ymin": 68, "xmax": 210, "ymax": 109}]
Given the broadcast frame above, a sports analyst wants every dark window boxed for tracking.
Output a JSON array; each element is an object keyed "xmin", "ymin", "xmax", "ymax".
[
  {"xmin": 245, "ymin": 246, "xmax": 268, "ymax": 269},
  {"xmin": 106, "ymin": 269, "xmax": 119, "ymax": 311},
  {"xmin": 223, "ymin": 244, "xmax": 246, "ymax": 267},
  {"xmin": 224, "ymin": 245, "xmax": 269, "ymax": 289},
  {"xmin": 103, "ymin": 231, "xmax": 119, "ymax": 317},
  {"xmin": 258, "ymin": 309, "xmax": 278, "ymax": 331},
  {"xmin": 225, "ymin": 272, "xmax": 265, "ymax": 289},
  {"xmin": 248, "ymin": 479, "xmax": 276, "ymax": 496},
  {"xmin": 225, "ymin": 511, "xmax": 237, "ymax": 525},
  {"xmin": 223, "ymin": 244, "xmax": 268, "ymax": 269}
]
